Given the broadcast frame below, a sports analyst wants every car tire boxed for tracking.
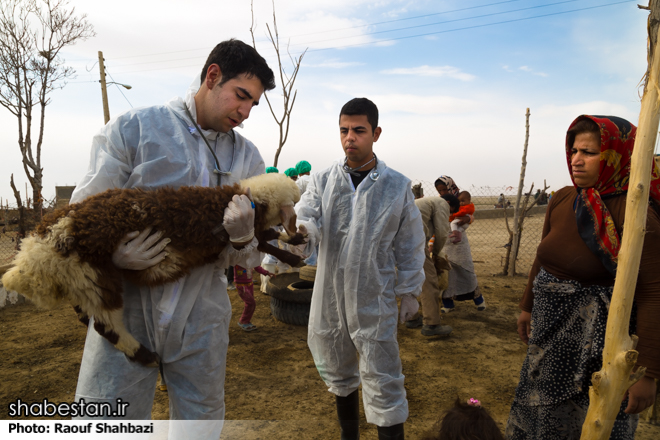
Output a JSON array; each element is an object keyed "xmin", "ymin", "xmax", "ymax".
[
  {"xmin": 267, "ymin": 274, "xmax": 313, "ymax": 304},
  {"xmin": 299, "ymin": 265, "xmax": 317, "ymax": 282},
  {"xmin": 270, "ymin": 297, "xmax": 310, "ymax": 326}
]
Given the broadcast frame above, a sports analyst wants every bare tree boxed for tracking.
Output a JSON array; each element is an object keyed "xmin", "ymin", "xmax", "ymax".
[
  {"xmin": 0, "ymin": 0, "xmax": 94, "ymax": 217},
  {"xmin": 250, "ymin": 0, "xmax": 307, "ymax": 168},
  {"xmin": 500, "ymin": 181, "xmax": 549, "ymax": 276}
]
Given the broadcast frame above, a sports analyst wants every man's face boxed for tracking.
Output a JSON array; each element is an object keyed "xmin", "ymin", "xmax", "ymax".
[
  {"xmin": 339, "ymin": 114, "xmax": 381, "ymax": 168},
  {"xmin": 197, "ymin": 66, "xmax": 265, "ymax": 133}
]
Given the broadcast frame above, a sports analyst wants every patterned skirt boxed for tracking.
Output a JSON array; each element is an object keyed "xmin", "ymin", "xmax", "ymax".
[{"xmin": 506, "ymin": 268, "xmax": 638, "ymax": 440}]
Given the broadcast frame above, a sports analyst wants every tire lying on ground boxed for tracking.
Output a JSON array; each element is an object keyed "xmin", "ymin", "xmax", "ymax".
[
  {"xmin": 267, "ymin": 272, "xmax": 313, "ymax": 326},
  {"xmin": 299, "ymin": 265, "xmax": 317, "ymax": 282}
]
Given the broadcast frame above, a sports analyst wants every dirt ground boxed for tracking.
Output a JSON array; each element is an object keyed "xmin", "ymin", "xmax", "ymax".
[{"xmin": 2, "ymin": 270, "xmax": 659, "ymax": 440}]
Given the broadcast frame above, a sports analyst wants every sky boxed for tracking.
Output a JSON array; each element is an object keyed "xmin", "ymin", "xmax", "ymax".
[{"xmin": 0, "ymin": 0, "xmax": 653, "ymax": 205}]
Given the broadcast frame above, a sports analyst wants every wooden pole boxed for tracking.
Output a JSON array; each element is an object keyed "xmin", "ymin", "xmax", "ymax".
[
  {"xmin": 580, "ymin": 2, "xmax": 660, "ymax": 438},
  {"xmin": 508, "ymin": 108, "xmax": 530, "ymax": 276},
  {"xmin": 98, "ymin": 51, "xmax": 110, "ymax": 124}
]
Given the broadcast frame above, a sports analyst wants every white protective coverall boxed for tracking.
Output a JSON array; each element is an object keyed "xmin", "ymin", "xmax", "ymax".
[
  {"xmin": 296, "ymin": 173, "xmax": 311, "ymax": 195},
  {"xmin": 70, "ymin": 79, "xmax": 263, "ymax": 438},
  {"xmin": 295, "ymin": 160, "xmax": 425, "ymax": 427}
]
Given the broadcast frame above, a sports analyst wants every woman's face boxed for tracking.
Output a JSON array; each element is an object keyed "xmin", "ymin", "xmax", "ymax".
[
  {"xmin": 436, "ymin": 184, "xmax": 448, "ymax": 196},
  {"xmin": 570, "ymin": 132, "xmax": 601, "ymax": 188}
]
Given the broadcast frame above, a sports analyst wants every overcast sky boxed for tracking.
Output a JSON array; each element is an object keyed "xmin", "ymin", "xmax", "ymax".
[{"xmin": 0, "ymin": 0, "xmax": 651, "ymax": 205}]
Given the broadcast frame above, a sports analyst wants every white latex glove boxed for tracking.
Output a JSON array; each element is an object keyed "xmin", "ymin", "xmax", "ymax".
[
  {"xmin": 112, "ymin": 227, "xmax": 170, "ymax": 270},
  {"xmin": 399, "ymin": 294, "xmax": 420, "ymax": 324},
  {"xmin": 223, "ymin": 189, "xmax": 255, "ymax": 244}
]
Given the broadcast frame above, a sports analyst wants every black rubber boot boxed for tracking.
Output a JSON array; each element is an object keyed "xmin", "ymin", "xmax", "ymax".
[
  {"xmin": 335, "ymin": 390, "xmax": 360, "ymax": 440},
  {"xmin": 377, "ymin": 423, "xmax": 404, "ymax": 440}
]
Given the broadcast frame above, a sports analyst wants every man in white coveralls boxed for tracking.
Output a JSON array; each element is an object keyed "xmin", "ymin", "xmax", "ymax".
[
  {"xmin": 295, "ymin": 98, "xmax": 426, "ymax": 440},
  {"xmin": 70, "ymin": 40, "xmax": 274, "ymax": 439}
]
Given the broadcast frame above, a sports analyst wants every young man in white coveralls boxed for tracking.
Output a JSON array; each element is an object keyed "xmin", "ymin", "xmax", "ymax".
[
  {"xmin": 70, "ymin": 40, "xmax": 274, "ymax": 439},
  {"xmin": 295, "ymin": 98, "xmax": 426, "ymax": 440}
]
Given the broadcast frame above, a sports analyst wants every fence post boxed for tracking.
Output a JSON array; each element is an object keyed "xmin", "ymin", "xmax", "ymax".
[{"xmin": 509, "ymin": 108, "xmax": 531, "ymax": 276}]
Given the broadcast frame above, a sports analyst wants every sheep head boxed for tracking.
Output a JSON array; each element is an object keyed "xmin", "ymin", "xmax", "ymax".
[{"xmin": 240, "ymin": 173, "xmax": 301, "ymax": 237}]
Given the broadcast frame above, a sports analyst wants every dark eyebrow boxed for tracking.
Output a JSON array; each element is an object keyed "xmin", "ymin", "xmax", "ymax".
[
  {"xmin": 237, "ymin": 86, "xmax": 258, "ymax": 106},
  {"xmin": 339, "ymin": 125, "xmax": 367, "ymax": 131}
]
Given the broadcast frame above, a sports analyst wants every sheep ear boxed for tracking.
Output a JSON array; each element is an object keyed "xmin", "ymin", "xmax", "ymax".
[{"xmin": 280, "ymin": 205, "xmax": 297, "ymax": 237}]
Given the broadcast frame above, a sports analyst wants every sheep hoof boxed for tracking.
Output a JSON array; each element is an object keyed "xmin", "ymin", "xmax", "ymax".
[
  {"xmin": 285, "ymin": 233, "xmax": 307, "ymax": 246},
  {"xmin": 130, "ymin": 345, "xmax": 160, "ymax": 368}
]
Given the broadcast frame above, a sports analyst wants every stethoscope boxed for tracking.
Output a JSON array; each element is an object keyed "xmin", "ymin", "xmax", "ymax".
[
  {"xmin": 184, "ymin": 104, "xmax": 235, "ymax": 186},
  {"xmin": 342, "ymin": 153, "xmax": 380, "ymax": 182}
]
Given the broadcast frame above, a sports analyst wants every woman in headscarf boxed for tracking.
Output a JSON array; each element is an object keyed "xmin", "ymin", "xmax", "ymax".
[
  {"xmin": 435, "ymin": 176, "xmax": 460, "ymax": 197},
  {"xmin": 506, "ymin": 115, "xmax": 660, "ymax": 439},
  {"xmin": 434, "ymin": 176, "xmax": 486, "ymax": 312}
]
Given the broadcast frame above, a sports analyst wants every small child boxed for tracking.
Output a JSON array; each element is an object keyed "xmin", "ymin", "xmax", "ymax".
[
  {"xmin": 233, "ymin": 264, "xmax": 275, "ymax": 332},
  {"xmin": 420, "ymin": 398, "xmax": 504, "ymax": 440},
  {"xmin": 448, "ymin": 191, "xmax": 475, "ymax": 243}
]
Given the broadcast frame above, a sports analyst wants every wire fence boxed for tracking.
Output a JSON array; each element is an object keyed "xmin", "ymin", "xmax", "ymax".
[
  {"xmin": 1, "ymin": 205, "xmax": 22, "ymax": 265},
  {"xmin": 0, "ymin": 203, "xmax": 48, "ymax": 266},
  {"xmin": 0, "ymin": 182, "xmax": 548, "ymax": 277},
  {"xmin": 412, "ymin": 180, "xmax": 547, "ymax": 277}
]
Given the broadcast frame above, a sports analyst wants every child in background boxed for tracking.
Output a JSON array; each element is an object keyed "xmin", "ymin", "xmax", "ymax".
[
  {"xmin": 420, "ymin": 398, "xmax": 504, "ymax": 440},
  {"xmin": 448, "ymin": 191, "xmax": 475, "ymax": 244},
  {"xmin": 449, "ymin": 191, "xmax": 475, "ymax": 222},
  {"xmin": 233, "ymin": 264, "xmax": 276, "ymax": 332}
]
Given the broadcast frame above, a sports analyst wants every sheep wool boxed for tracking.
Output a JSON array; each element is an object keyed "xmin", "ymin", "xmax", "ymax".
[{"xmin": 2, "ymin": 173, "xmax": 306, "ymax": 367}]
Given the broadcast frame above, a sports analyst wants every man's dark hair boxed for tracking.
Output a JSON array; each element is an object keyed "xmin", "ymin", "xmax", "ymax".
[
  {"xmin": 340, "ymin": 98, "xmax": 379, "ymax": 133},
  {"xmin": 441, "ymin": 194, "xmax": 460, "ymax": 214},
  {"xmin": 200, "ymin": 39, "xmax": 276, "ymax": 91}
]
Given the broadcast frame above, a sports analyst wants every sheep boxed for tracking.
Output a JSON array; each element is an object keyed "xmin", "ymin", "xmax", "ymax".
[{"xmin": 1, "ymin": 173, "xmax": 306, "ymax": 367}]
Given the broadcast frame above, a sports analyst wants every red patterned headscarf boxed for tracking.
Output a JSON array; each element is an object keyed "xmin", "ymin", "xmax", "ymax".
[{"xmin": 565, "ymin": 115, "xmax": 660, "ymax": 275}]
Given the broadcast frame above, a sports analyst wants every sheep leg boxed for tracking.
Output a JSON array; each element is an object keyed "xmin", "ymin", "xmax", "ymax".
[
  {"xmin": 92, "ymin": 314, "xmax": 160, "ymax": 368},
  {"xmin": 74, "ymin": 302, "xmax": 158, "ymax": 367},
  {"xmin": 258, "ymin": 228, "xmax": 281, "ymax": 242},
  {"xmin": 279, "ymin": 232, "xmax": 307, "ymax": 246},
  {"xmin": 73, "ymin": 305, "xmax": 90, "ymax": 327},
  {"xmin": 257, "ymin": 241, "xmax": 304, "ymax": 268},
  {"xmin": 258, "ymin": 227, "xmax": 307, "ymax": 246},
  {"xmin": 82, "ymin": 273, "xmax": 160, "ymax": 368}
]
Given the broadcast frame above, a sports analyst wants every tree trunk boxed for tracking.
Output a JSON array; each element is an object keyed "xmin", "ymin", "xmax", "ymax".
[
  {"xmin": 31, "ymin": 169, "xmax": 42, "ymax": 219},
  {"xmin": 9, "ymin": 174, "xmax": 25, "ymax": 241}
]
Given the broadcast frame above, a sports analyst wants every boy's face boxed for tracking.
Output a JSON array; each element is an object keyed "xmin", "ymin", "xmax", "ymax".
[
  {"xmin": 340, "ymin": 114, "xmax": 381, "ymax": 168},
  {"xmin": 458, "ymin": 194, "xmax": 470, "ymax": 206}
]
